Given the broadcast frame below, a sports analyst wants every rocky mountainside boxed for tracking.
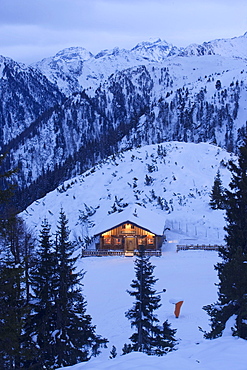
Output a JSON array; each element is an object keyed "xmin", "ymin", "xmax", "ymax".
[
  {"xmin": 0, "ymin": 55, "xmax": 64, "ymax": 148},
  {"xmin": 1, "ymin": 33, "xmax": 247, "ymax": 212}
]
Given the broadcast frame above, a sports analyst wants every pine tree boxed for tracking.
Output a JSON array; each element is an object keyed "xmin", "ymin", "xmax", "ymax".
[
  {"xmin": 155, "ymin": 320, "xmax": 177, "ymax": 355},
  {"xmin": 0, "ymin": 154, "xmax": 36, "ymax": 368},
  {"xmin": 0, "ymin": 153, "xmax": 17, "ymax": 221},
  {"xmin": 109, "ymin": 345, "xmax": 117, "ymax": 359},
  {"xmin": 204, "ymin": 138, "xmax": 247, "ymax": 339},
  {"xmin": 209, "ymin": 170, "xmax": 224, "ymax": 210},
  {"xmin": 122, "ymin": 343, "xmax": 132, "ymax": 355},
  {"xmin": 0, "ymin": 256, "xmax": 30, "ymax": 369},
  {"xmin": 26, "ymin": 219, "xmax": 57, "ymax": 368},
  {"xmin": 52, "ymin": 209, "xmax": 107, "ymax": 368},
  {"xmin": 125, "ymin": 247, "xmax": 176, "ymax": 355}
]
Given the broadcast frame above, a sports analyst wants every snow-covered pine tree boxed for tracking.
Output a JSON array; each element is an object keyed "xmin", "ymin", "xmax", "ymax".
[
  {"xmin": 204, "ymin": 138, "xmax": 247, "ymax": 339},
  {"xmin": 154, "ymin": 320, "xmax": 177, "ymax": 355},
  {"xmin": 125, "ymin": 247, "xmax": 176, "ymax": 355},
  {"xmin": 52, "ymin": 209, "xmax": 107, "ymax": 368},
  {"xmin": 209, "ymin": 170, "xmax": 224, "ymax": 209}
]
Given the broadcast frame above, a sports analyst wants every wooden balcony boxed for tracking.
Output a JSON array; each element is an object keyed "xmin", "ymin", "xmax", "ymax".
[{"xmin": 81, "ymin": 249, "xmax": 162, "ymax": 257}]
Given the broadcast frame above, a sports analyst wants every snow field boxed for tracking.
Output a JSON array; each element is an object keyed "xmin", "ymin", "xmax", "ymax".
[{"xmin": 61, "ymin": 249, "xmax": 247, "ymax": 369}]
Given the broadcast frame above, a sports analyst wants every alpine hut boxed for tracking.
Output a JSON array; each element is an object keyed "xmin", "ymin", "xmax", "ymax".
[{"xmin": 91, "ymin": 205, "xmax": 166, "ymax": 256}]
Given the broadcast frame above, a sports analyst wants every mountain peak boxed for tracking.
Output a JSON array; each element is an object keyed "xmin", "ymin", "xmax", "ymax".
[
  {"xmin": 54, "ymin": 46, "xmax": 93, "ymax": 62},
  {"xmin": 131, "ymin": 38, "xmax": 179, "ymax": 61},
  {"xmin": 132, "ymin": 38, "xmax": 170, "ymax": 50}
]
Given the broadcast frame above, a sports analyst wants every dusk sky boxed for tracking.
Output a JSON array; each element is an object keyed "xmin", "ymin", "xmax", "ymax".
[{"xmin": 1, "ymin": 0, "xmax": 247, "ymax": 64}]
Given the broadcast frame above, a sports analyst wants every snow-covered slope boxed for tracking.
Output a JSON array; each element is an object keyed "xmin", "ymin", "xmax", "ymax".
[{"xmin": 21, "ymin": 141, "xmax": 234, "ymax": 247}]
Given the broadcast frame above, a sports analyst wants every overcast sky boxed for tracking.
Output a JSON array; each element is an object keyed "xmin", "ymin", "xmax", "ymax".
[{"xmin": 1, "ymin": 0, "xmax": 247, "ymax": 64}]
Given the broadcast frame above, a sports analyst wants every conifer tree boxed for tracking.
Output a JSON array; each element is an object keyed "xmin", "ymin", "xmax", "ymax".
[
  {"xmin": 125, "ymin": 247, "xmax": 176, "ymax": 355},
  {"xmin": 109, "ymin": 345, "xmax": 117, "ymax": 359},
  {"xmin": 0, "ymin": 257, "xmax": 30, "ymax": 369},
  {"xmin": 155, "ymin": 320, "xmax": 177, "ymax": 355},
  {"xmin": 0, "ymin": 153, "xmax": 17, "ymax": 221},
  {"xmin": 52, "ymin": 209, "xmax": 107, "ymax": 368},
  {"xmin": 27, "ymin": 218, "xmax": 57, "ymax": 368},
  {"xmin": 209, "ymin": 170, "xmax": 224, "ymax": 210},
  {"xmin": 204, "ymin": 138, "xmax": 247, "ymax": 339},
  {"xmin": 0, "ymin": 155, "xmax": 34, "ymax": 368}
]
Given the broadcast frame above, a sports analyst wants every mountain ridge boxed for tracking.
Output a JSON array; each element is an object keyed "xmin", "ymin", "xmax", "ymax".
[{"xmin": 31, "ymin": 32, "xmax": 247, "ymax": 95}]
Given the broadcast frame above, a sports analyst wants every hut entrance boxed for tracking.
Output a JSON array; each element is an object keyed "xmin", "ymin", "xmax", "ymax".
[{"xmin": 125, "ymin": 237, "xmax": 136, "ymax": 252}]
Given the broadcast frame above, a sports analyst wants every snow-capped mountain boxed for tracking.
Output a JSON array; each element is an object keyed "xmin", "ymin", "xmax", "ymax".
[
  {"xmin": 32, "ymin": 47, "xmax": 93, "ymax": 95},
  {"xmin": 131, "ymin": 38, "xmax": 181, "ymax": 61},
  {"xmin": 32, "ymin": 44, "xmax": 161, "ymax": 95},
  {"xmin": 22, "ymin": 141, "xmax": 233, "ymax": 245},
  {"xmin": 32, "ymin": 33, "xmax": 247, "ymax": 95},
  {"xmin": 6, "ymin": 52, "xmax": 247, "ymax": 211}
]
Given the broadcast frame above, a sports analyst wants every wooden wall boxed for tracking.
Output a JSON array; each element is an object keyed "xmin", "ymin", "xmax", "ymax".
[{"xmin": 99, "ymin": 222, "xmax": 163, "ymax": 250}]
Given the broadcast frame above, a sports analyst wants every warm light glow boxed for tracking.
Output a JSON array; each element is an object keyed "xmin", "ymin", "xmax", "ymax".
[
  {"xmin": 102, "ymin": 232, "xmax": 110, "ymax": 236},
  {"xmin": 147, "ymin": 232, "xmax": 155, "ymax": 237}
]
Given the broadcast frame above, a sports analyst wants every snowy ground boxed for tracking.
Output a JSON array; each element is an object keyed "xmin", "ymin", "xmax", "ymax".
[{"xmin": 59, "ymin": 237, "xmax": 247, "ymax": 370}]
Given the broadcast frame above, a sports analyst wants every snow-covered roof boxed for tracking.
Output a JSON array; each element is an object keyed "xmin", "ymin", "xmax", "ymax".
[{"xmin": 92, "ymin": 204, "xmax": 166, "ymax": 236}]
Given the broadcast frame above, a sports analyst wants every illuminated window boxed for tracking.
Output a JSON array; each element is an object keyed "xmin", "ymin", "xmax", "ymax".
[
  {"xmin": 104, "ymin": 237, "xmax": 111, "ymax": 245},
  {"xmin": 147, "ymin": 237, "xmax": 154, "ymax": 245},
  {"xmin": 138, "ymin": 238, "xmax": 145, "ymax": 245}
]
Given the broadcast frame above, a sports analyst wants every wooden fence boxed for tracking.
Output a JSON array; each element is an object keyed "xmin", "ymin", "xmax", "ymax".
[
  {"xmin": 81, "ymin": 249, "xmax": 162, "ymax": 257},
  {"xmin": 176, "ymin": 244, "xmax": 223, "ymax": 252}
]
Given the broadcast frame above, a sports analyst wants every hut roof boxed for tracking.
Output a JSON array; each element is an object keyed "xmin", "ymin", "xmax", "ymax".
[{"xmin": 92, "ymin": 205, "xmax": 166, "ymax": 236}]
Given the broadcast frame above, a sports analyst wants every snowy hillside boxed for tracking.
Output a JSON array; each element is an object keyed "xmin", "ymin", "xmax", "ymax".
[{"xmin": 22, "ymin": 141, "xmax": 234, "ymax": 247}]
